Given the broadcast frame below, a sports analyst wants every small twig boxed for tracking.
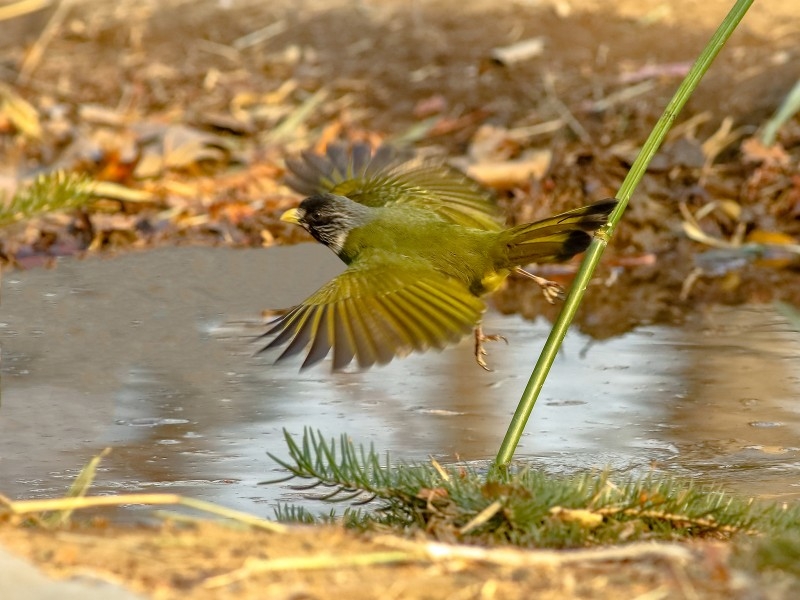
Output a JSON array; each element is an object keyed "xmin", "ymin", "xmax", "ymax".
[
  {"xmin": 680, "ymin": 267, "xmax": 704, "ymax": 302},
  {"xmin": 666, "ymin": 111, "xmax": 713, "ymax": 141},
  {"xmin": 204, "ymin": 551, "xmax": 414, "ymax": 588},
  {"xmin": 232, "ymin": 20, "xmax": 288, "ymax": 51},
  {"xmin": 668, "ymin": 560, "xmax": 702, "ymax": 600},
  {"xmin": 204, "ymin": 536, "xmax": 696, "ymax": 589},
  {"xmin": 505, "ymin": 119, "xmax": 565, "ymax": 140},
  {"xmin": 375, "ymin": 536, "xmax": 695, "ymax": 568},
  {"xmin": 2, "ymin": 493, "xmax": 288, "ymax": 533},
  {"xmin": 17, "ymin": 0, "xmax": 73, "ymax": 85},
  {"xmin": 596, "ymin": 506, "xmax": 747, "ymax": 535},
  {"xmin": 459, "ymin": 501, "xmax": 504, "ymax": 535},
  {"xmin": 195, "ymin": 39, "xmax": 241, "ymax": 63},
  {"xmin": 582, "ymin": 80, "xmax": 656, "ymax": 113},
  {"xmin": 490, "ymin": 37, "xmax": 545, "ymax": 66},
  {"xmin": 630, "ymin": 586, "xmax": 672, "ymax": 600},
  {"xmin": 0, "ymin": 0, "xmax": 51, "ymax": 21},
  {"xmin": 262, "ymin": 88, "xmax": 328, "ymax": 144},
  {"xmin": 541, "ymin": 72, "xmax": 592, "ymax": 144}
]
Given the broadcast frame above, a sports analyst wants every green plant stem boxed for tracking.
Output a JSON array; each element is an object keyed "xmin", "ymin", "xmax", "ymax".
[{"xmin": 495, "ymin": 0, "xmax": 755, "ymax": 468}]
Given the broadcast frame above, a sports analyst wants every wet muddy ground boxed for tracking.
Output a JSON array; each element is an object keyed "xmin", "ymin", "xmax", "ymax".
[{"xmin": 2, "ymin": 0, "xmax": 800, "ymax": 598}]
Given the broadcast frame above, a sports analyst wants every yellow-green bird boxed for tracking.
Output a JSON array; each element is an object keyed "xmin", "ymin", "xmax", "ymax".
[{"xmin": 261, "ymin": 143, "xmax": 616, "ymax": 371}]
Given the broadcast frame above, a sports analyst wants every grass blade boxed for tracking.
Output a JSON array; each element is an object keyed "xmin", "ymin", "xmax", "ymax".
[{"xmin": 495, "ymin": 0, "xmax": 756, "ymax": 467}]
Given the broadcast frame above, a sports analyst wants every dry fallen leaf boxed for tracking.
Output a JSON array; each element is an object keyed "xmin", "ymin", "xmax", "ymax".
[
  {"xmin": 466, "ymin": 151, "xmax": 552, "ymax": 189},
  {"xmin": 0, "ymin": 82, "xmax": 42, "ymax": 139},
  {"xmin": 490, "ymin": 37, "xmax": 545, "ymax": 66},
  {"xmin": 416, "ymin": 488, "xmax": 449, "ymax": 503},
  {"xmin": 162, "ymin": 125, "xmax": 228, "ymax": 170},
  {"xmin": 91, "ymin": 181, "xmax": 155, "ymax": 203},
  {"xmin": 740, "ymin": 136, "xmax": 791, "ymax": 167},
  {"xmin": 746, "ymin": 229, "xmax": 800, "ymax": 269},
  {"xmin": 413, "ymin": 95, "xmax": 448, "ymax": 118},
  {"xmin": 208, "ymin": 200, "xmax": 257, "ymax": 225},
  {"xmin": 549, "ymin": 507, "xmax": 604, "ymax": 528},
  {"xmin": 468, "ymin": 125, "xmax": 521, "ymax": 162}
]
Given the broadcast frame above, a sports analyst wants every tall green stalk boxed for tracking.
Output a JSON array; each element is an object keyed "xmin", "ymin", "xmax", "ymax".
[{"xmin": 495, "ymin": 0, "xmax": 755, "ymax": 467}]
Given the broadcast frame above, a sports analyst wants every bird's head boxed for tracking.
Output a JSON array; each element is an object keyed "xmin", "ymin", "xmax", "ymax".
[{"xmin": 280, "ymin": 193, "xmax": 373, "ymax": 255}]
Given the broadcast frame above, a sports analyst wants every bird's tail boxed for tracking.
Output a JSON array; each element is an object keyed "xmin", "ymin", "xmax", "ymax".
[{"xmin": 500, "ymin": 199, "xmax": 617, "ymax": 266}]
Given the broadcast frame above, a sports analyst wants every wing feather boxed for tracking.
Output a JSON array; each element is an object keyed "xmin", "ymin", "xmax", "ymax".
[
  {"xmin": 395, "ymin": 287, "xmax": 463, "ymax": 346},
  {"xmin": 361, "ymin": 299, "xmax": 414, "ymax": 361},
  {"xmin": 415, "ymin": 280, "xmax": 483, "ymax": 327},
  {"xmin": 302, "ymin": 305, "xmax": 334, "ymax": 369},
  {"xmin": 260, "ymin": 254, "xmax": 485, "ymax": 370},
  {"xmin": 284, "ymin": 143, "xmax": 503, "ymax": 232},
  {"xmin": 332, "ymin": 302, "xmax": 357, "ymax": 370},
  {"xmin": 377, "ymin": 295, "xmax": 432, "ymax": 352},
  {"xmin": 274, "ymin": 306, "xmax": 318, "ymax": 363},
  {"xmin": 348, "ymin": 299, "xmax": 383, "ymax": 368},
  {"xmin": 357, "ymin": 296, "xmax": 402, "ymax": 368},
  {"xmin": 267, "ymin": 306, "xmax": 307, "ymax": 350}
]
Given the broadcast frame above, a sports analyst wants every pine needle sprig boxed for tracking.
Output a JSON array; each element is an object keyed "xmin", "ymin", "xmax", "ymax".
[
  {"xmin": 0, "ymin": 170, "xmax": 95, "ymax": 227},
  {"xmin": 264, "ymin": 429, "xmax": 799, "ymax": 547},
  {"xmin": 264, "ymin": 428, "xmax": 434, "ymax": 514}
]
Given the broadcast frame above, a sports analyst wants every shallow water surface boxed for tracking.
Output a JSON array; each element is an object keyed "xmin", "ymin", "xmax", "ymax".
[{"xmin": 1, "ymin": 246, "xmax": 799, "ymax": 517}]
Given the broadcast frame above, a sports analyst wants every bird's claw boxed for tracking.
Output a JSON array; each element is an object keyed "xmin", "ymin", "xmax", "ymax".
[
  {"xmin": 514, "ymin": 268, "xmax": 565, "ymax": 304},
  {"xmin": 539, "ymin": 280, "xmax": 565, "ymax": 304},
  {"xmin": 474, "ymin": 327, "xmax": 508, "ymax": 371}
]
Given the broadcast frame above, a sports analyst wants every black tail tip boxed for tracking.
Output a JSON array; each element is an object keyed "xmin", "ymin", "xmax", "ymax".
[
  {"xmin": 591, "ymin": 197, "xmax": 619, "ymax": 216},
  {"xmin": 575, "ymin": 198, "xmax": 618, "ymax": 230}
]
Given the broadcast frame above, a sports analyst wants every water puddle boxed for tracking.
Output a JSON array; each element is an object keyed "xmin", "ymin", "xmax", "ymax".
[{"xmin": 2, "ymin": 246, "xmax": 799, "ymax": 518}]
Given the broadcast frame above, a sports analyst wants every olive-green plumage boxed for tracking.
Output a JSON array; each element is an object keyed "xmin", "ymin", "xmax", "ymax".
[{"xmin": 261, "ymin": 143, "xmax": 616, "ymax": 371}]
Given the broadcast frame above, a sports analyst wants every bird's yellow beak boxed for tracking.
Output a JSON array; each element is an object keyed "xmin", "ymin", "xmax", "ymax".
[{"xmin": 280, "ymin": 208, "xmax": 302, "ymax": 224}]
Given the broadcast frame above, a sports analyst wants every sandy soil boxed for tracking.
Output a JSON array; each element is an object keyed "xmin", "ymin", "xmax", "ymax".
[{"xmin": 0, "ymin": 518, "xmax": 763, "ymax": 600}]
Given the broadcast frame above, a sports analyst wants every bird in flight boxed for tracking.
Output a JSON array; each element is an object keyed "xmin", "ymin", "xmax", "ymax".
[{"xmin": 260, "ymin": 143, "xmax": 616, "ymax": 371}]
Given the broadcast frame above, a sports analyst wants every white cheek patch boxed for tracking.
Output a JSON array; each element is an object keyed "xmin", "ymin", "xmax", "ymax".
[{"xmin": 328, "ymin": 231, "xmax": 347, "ymax": 255}]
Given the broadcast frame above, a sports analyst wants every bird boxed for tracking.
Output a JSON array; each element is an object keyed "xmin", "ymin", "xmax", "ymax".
[{"xmin": 260, "ymin": 143, "xmax": 617, "ymax": 371}]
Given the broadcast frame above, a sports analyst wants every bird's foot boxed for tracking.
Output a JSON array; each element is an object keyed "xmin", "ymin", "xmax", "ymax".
[
  {"xmin": 474, "ymin": 324, "xmax": 508, "ymax": 371},
  {"xmin": 513, "ymin": 267, "xmax": 565, "ymax": 304}
]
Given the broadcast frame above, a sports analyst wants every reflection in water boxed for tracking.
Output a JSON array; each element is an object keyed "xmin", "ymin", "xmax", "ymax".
[{"xmin": 1, "ymin": 246, "xmax": 799, "ymax": 518}]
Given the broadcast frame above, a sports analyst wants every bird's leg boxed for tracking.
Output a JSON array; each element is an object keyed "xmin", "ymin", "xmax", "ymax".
[
  {"xmin": 513, "ymin": 267, "xmax": 564, "ymax": 304},
  {"xmin": 474, "ymin": 323, "xmax": 508, "ymax": 371}
]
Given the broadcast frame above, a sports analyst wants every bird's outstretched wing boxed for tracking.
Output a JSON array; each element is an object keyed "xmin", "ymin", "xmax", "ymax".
[
  {"xmin": 259, "ymin": 252, "xmax": 486, "ymax": 371},
  {"xmin": 284, "ymin": 143, "xmax": 503, "ymax": 231}
]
